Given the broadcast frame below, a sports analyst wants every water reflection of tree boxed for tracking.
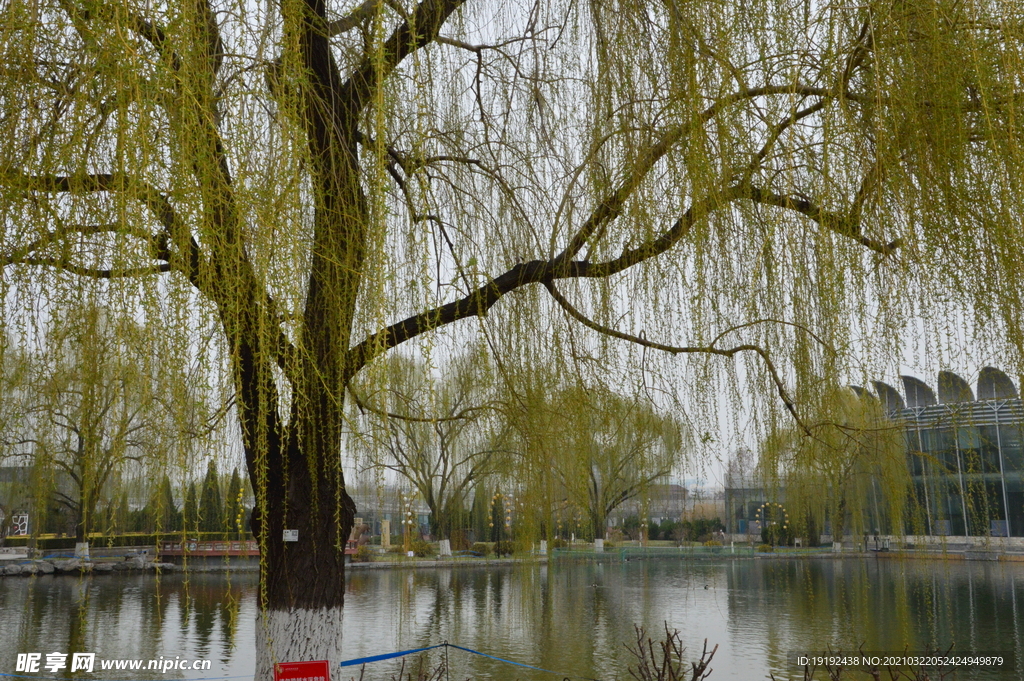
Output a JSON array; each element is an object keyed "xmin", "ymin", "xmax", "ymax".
[
  {"xmin": 166, "ymin": 575, "xmax": 245, "ymax": 660},
  {"xmin": 63, "ymin": 580, "xmax": 90, "ymax": 680}
]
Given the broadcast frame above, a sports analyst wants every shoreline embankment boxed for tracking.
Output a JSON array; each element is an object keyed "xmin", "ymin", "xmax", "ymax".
[{"xmin": 4, "ymin": 538, "xmax": 1024, "ymax": 576}]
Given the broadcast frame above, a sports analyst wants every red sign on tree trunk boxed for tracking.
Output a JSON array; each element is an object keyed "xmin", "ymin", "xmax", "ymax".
[{"xmin": 274, "ymin": 660, "xmax": 331, "ymax": 681}]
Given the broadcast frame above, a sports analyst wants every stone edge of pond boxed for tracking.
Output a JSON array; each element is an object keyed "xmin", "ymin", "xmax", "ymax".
[
  {"xmin": 6, "ymin": 550, "xmax": 1023, "ymax": 576},
  {"xmin": 0, "ymin": 558, "xmax": 189, "ymax": 576},
  {"xmin": 0, "ymin": 556, "xmax": 553, "ymax": 575}
]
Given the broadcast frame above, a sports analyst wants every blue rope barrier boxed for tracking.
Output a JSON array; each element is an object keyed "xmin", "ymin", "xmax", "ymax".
[
  {"xmin": 337, "ymin": 644, "xmax": 445, "ymax": 668},
  {"xmin": 337, "ymin": 643, "xmax": 602, "ymax": 680},
  {"xmin": 447, "ymin": 644, "xmax": 601, "ymax": 681}
]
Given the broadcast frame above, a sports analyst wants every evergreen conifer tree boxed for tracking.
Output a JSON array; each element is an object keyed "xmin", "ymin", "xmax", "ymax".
[
  {"xmin": 226, "ymin": 468, "xmax": 243, "ymax": 535},
  {"xmin": 183, "ymin": 482, "xmax": 199, "ymax": 535},
  {"xmin": 199, "ymin": 460, "xmax": 223, "ymax": 533}
]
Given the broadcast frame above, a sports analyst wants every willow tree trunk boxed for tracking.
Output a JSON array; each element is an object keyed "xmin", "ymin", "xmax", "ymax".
[
  {"xmin": 232, "ymin": 323, "xmax": 357, "ymax": 679},
  {"xmin": 590, "ymin": 509, "xmax": 608, "ymax": 540},
  {"xmin": 235, "ymin": 2, "xmax": 466, "ymax": 676},
  {"xmin": 248, "ymin": 434, "xmax": 354, "ymax": 680}
]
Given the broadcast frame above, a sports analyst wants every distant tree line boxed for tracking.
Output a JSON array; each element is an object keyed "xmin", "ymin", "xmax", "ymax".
[
  {"xmin": 351, "ymin": 353, "xmax": 688, "ymax": 546},
  {"xmin": 30, "ymin": 464, "xmax": 252, "ymax": 538},
  {"xmin": 621, "ymin": 516, "xmax": 724, "ymax": 543}
]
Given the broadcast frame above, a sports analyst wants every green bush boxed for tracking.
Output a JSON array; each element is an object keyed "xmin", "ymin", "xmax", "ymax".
[
  {"xmin": 757, "ymin": 544, "xmax": 773, "ymax": 553},
  {"xmin": 410, "ymin": 539, "xmax": 435, "ymax": 557},
  {"xmin": 470, "ymin": 542, "xmax": 491, "ymax": 556},
  {"xmin": 657, "ymin": 521, "xmax": 680, "ymax": 542},
  {"xmin": 550, "ymin": 537, "xmax": 568, "ymax": 549},
  {"xmin": 449, "ymin": 530, "xmax": 471, "ymax": 552},
  {"xmin": 672, "ymin": 517, "xmax": 725, "ymax": 543},
  {"xmin": 493, "ymin": 540, "xmax": 514, "ymax": 556},
  {"xmin": 352, "ymin": 545, "xmax": 374, "ymax": 562}
]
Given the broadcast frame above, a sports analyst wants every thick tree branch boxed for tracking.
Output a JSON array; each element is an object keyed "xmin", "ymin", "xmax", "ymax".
[
  {"xmin": 349, "ymin": 168, "xmax": 899, "ymax": 373},
  {"xmin": 543, "ymin": 282, "xmax": 810, "ymax": 434},
  {"xmin": 328, "ymin": 0, "xmax": 381, "ymax": 35},
  {"xmin": 341, "ymin": 0, "xmax": 468, "ymax": 115},
  {"xmin": 349, "ymin": 259, "xmax": 556, "ymax": 368},
  {"xmin": 4, "ymin": 258, "xmax": 171, "ymax": 279},
  {"xmin": 741, "ymin": 185, "xmax": 903, "ymax": 256},
  {"xmin": 348, "ymin": 386, "xmax": 499, "ymax": 423},
  {"xmin": 1, "ymin": 171, "xmax": 195, "ymax": 268},
  {"xmin": 2, "ymin": 222, "xmax": 162, "ymax": 266}
]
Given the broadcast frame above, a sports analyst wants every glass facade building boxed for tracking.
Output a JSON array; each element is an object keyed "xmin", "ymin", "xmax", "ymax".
[{"xmin": 877, "ymin": 368, "xmax": 1024, "ymax": 537}]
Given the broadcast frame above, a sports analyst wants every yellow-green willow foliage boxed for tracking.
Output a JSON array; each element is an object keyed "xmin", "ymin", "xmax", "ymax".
[
  {"xmin": 32, "ymin": 305, "xmax": 163, "ymax": 541},
  {"xmin": 501, "ymin": 379, "xmax": 688, "ymax": 541},
  {"xmin": 760, "ymin": 388, "xmax": 910, "ymax": 543},
  {"xmin": 2, "ymin": 0, "xmax": 1024, "ymax": 667},
  {"xmin": 10, "ymin": 302, "xmax": 209, "ymax": 540},
  {"xmin": 347, "ymin": 349, "xmax": 506, "ymax": 539}
]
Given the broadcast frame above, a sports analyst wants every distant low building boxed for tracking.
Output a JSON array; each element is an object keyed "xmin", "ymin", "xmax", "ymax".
[{"xmin": 613, "ymin": 482, "xmax": 689, "ymax": 526}]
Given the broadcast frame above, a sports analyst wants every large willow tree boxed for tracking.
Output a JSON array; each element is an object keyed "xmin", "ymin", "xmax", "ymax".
[
  {"xmin": 349, "ymin": 350, "xmax": 505, "ymax": 540},
  {"xmin": 499, "ymin": 379, "xmax": 687, "ymax": 541},
  {"xmin": 2, "ymin": 0, "xmax": 1023, "ymax": 675},
  {"xmin": 760, "ymin": 387, "xmax": 910, "ymax": 544}
]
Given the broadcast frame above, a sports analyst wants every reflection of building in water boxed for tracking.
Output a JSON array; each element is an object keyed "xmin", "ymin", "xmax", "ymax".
[{"xmin": 724, "ymin": 368, "xmax": 1024, "ymax": 538}]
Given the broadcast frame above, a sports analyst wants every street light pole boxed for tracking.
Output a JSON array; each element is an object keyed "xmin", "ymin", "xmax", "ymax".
[{"xmin": 402, "ymin": 493, "xmax": 415, "ymax": 554}]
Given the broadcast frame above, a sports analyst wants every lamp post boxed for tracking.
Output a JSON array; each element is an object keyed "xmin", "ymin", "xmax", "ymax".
[
  {"xmin": 489, "ymin": 492, "xmax": 501, "ymax": 543},
  {"xmin": 402, "ymin": 493, "xmax": 416, "ymax": 554},
  {"xmin": 755, "ymin": 502, "xmax": 789, "ymax": 547},
  {"xmin": 641, "ymin": 497, "xmax": 651, "ymax": 547},
  {"xmin": 506, "ymin": 494, "xmax": 515, "ymax": 538}
]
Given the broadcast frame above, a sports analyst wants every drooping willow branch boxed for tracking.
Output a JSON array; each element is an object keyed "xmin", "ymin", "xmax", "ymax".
[
  {"xmin": 550, "ymin": 82, "xmax": 870, "ymax": 273},
  {"xmin": 348, "ymin": 173, "xmax": 899, "ymax": 376},
  {"xmin": 4, "ymin": 1, "xmax": 916, "ymax": 463},
  {"xmin": 347, "ymin": 385, "xmax": 503, "ymax": 424},
  {"xmin": 543, "ymin": 281, "xmax": 811, "ymax": 435},
  {"xmin": 741, "ymin": 185, "xmax": 903, "ymax": 256},
  {"xmin": 0, "ymin": 170, "xmax": 299, "ymax": 382},
  {"xmin": 341, "ymin": 0, "xmax": 468, "ymax": 117}
]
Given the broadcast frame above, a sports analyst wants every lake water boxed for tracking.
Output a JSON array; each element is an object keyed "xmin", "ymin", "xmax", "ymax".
[{"xmin": 1, "ymin": 557, "xmax": 1022, "ymax": 680}]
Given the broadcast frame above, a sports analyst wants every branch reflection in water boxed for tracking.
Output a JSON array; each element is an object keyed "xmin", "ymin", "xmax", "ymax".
[{"xmin": 0, "ymin": 559, "xmax": 1021, "ymax": 680}]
